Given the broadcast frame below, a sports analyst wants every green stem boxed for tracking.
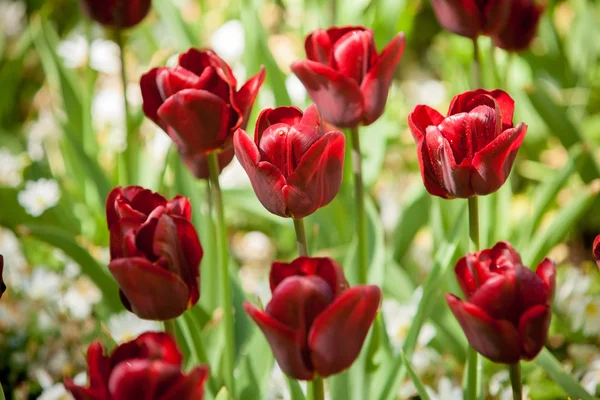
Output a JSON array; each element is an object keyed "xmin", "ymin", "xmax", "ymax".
[
  {"xmin": 504, "ymin": 53, "xmax": 513, "ymax": 90},
  {"xmin": 164, "ymin": 319, "xmax": 177, "ymax": 338},
  {"xmin": 207, "ymin": 152, "xmax": 236, "ymax": 395},
  {"xmin": 330, "ymin": 0, "xmax": 337, "ymax": 25},
  {"xmin": 466, "ymin": 196, "xmax": 480, "ymax": 400},
  {"xmin": 115, "ymin": 29, "xmax": 136, "ymax": 184},
  {"xmin": 490, "ymin": 44, "xmax": 501, "ymax": 88},
  {"xmin": 509, "ymin": 363, "xmax": 523, "ymax": 400},
  {"xmin": 293, "ymin": 218, "xmax": 309, "ymax": 257},
  {"xmin": 350, "ymin": 127, "xmax": 368, "ymax": 284},
  {"xmin": 472, "ymin": 37, "xmax": 482, "ymax": 88},
  {"xmin": 468, "ymin": 197, "xmax": 480, "ymax": 250},
  {"xmin": 308, "ymin": 376, "xmax": 325, "ymax": 400}
]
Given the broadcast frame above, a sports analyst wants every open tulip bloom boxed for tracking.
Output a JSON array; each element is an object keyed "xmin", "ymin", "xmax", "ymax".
[
  {"xmin": 492, "ymin": 0, "xmax": 545, "ymax": 52},
  {"xmin": 234, "ymin": 105, "xmax": 345, "ymax": 219},
  {"xmin": 430, "ymin": 0, "xmax": 511, "ymax": 39},
  {"xmin": 65, "ymin": 332, "xmax": 209, "ymax": 399},
  {"xmin": 244, "ymin": 257, "xmax": 381, "ymax": 380},
  {"xmin": 106, "ymin": 186, "xmax": 203, "ymax": 320},
  {"xmin": 446, "ymin": 242, "xmax": 556, "ymax": 364},
  {"xmin": 409, "ymin": 89, "xmax": 527, "ymax": 199}
]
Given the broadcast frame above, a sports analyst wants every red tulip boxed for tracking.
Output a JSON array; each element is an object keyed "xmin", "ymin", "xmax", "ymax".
[
  {"xmin": 106, "ymin": 186, "xmax": 202, "ymax": 320},
  {"xmin": 0, "ymin": 255, "xmax": 5, "ymax": 299},
  {"xmin": 492, "ymin": 0, "xmax": 545, "ymax": 52},
  {"xmin": 409, "ymin": 89, "xmax": 527, "ymax": 199},
  {"xmin": 291, "ymin": 26, "xmax": 405, "ymax": 128},
  {"xmin": 244, "ymin": 257, "xmax": 381, "ymax": 380},
  {"xmin": 430, "ymin": 0, "xmax": 511, "ymax": 38},
  {"xmin": 65, "ymin": 332, "xmax": 209, "ymax": 400},
  {"xmin": 446, "ymin": 242, "xmax": 555, "ymax": 364},
  {"xmin": 593, "ymin": 235, "xmax": 600, "ymax": 269},
  {"xmin": 80, "ymin": 0, "xmax": 152, "ymax": 29},
  {"xmin": 141, "ymin": 48, "xmax": 265, "ymax": 179},
  {"xmin": 234, "ymin": 105, "xmax": 345, "ymax": 219}
]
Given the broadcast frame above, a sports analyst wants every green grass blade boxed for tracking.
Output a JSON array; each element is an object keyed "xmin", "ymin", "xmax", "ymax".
[{"xmin": 533, "ymin": 348, "xmax": 594, "ymax": 400}]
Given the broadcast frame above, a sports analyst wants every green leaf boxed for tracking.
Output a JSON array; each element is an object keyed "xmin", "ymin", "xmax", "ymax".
[
  {"xmin": 533, "ymin": 348, "xmax": 594, "ymax": 400},
  {"xmin": 392, "ymin": 183, "xmax": 431, "ymax": 264},
  {"xmin": 286, "ymin": 377, "xmax": 306, "ymax": 400},
  {"xmin": 401, "ymin": 351, "xmax": 431, "ymax": 400}
]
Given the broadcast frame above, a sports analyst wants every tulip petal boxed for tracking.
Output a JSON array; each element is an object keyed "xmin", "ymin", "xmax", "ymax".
[
  {"xmin": 469, "ymin": 273, "xmax": 519, "ymax": 323},
  {"xmin": 108, "ymin": 359, "xmax": 182, "ymax": 400},
  {"xmin": 482, "ymin": 0, "xmax": 512, "ymax": 35},
  {"xmin": 446, "ymin": 294, "xmax": 521, "ymax": 363},
  {"xmin": 233, "ymin": 129, "xmax": 288, "ymax": 217},
  {"xmin": 332, "ymin": 29, "xmax": 376, "ymax": 83},
  {"xmin": 141, "ymin": 68, "xmax": 168, "ymax": 130},
  {"xmin": 284, "ymin": 131, "xmax": 345, "ymax": 218},
  {"xmin": 360, "ymin": 32, "xmax": 406, "ymax": 125},
  {"xmin": 109, "ymin": 257, "xmax": 190, "ymax": 320},
  {"xmin": 471, "ymin": 123, "xmax": 527, "ymax": 196},
  {"xmin": 291, "ymin": 60, "xmax": 364, "ymax": 128},
  {"xmin": 308, "ymin": 285, "xmax": 381, "ymax": 377},
  {"xmin": 448, "ymin": 89, "xmax": 514, "ymax": 130},
  {"xmin": 593, "ymin": 235, "xmax": 600, "ymax": 268},
  {"xmin": 244, "ymin": 302, "xmax": 315, "ymax": 380},
  {"xmin": 65, "ymin": 341, "xmax": 111, "ymax": 400},
  {"xmin": 305, "ymin": 29, "xmax": 334, "ymax": 65},
  {"xmin": 454, "ymin": 254, "xmax": 478, "ymax": 298},
  {"xmin": 255, "ymin": 106, "xmax": 304, "ymax": 141},
  {"xmin": 430, "ymin": 0, "xmax": 482, "ymax": 38},
  {"xmin": 161, "ymin": 365, "xmax": 209, "ymax": 400},
  {"xmin": 165, "ymin": 195, "xmax": 192, "ymax": 221},
  {"xmin": 493, "ymin": 0, "xmax": 545, "ymax": 52},
  {"xmin": 235, "ymin": 66, "xmax": 266, "ymax": 131},
  {"xmin": 181, "ymin": 146, "xmax": 235, "ymax": 180},
  {"xmin": 0, "ymin": 255, "xmax": 4, "ymax": 299},
  {"xmin": 270, "ymin": 257, "xmax": 348, "ymax": 298},
  {"xmin": 157, "ymin": 89, "xmax": 232, "ymax": 154},
  {"xmin": 518, "ymin": 304, "xmax": 551, "ymax": 360},
  {"xmin": 178, "ymin": 49, "xmax": 237, "ymax": 90},
  {"xmin": 535, "ymin": 258, "xmax": 556, "ymax": 300}
]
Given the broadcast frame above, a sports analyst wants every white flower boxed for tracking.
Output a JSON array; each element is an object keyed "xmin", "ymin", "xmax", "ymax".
[
  {"xmin": 107, "ymin": 311, "xmax": 161, "ymax": 342},
  {"xmin": 555, "ymin": 268, "xmax": 593, "ymax": 333},
  {"xmin": 581, "ymin": 298, "xmax": 600, "ymax": 337},
  {"xmin": 37, "ymin": 382, "xmax": 73, "ymax": 400},
  {"xmin": 27, "ymin": 111, "xmax": 60, "ymax": 161},
  {"xmin": 148, "ymin": 126, "xmax": 172, "ymax": 163},
  {"xmin": 581, "ymin": 358, "xmax": 600, "ymax": 395},
  {"xmin": 93, "ymin": 87, "xmax": 126, "ymax": 152},
  {"xmin": 211, "ymin": 20, "xmax": 245, "ymax": 63},
  {"xmin": 90, "ymin": 39, "xmax": 121, "ymax": 75},
  {"xmin": 234, "ymin": 231, "xmax": 275, "ymax": 265},
  {"xmin": 0, "ymin": 228, "xmax": 27, "ymax": 290},
  {"xmin": 285, "ymin": 75, "xmax": 307, "ymax": 105},
  {"xmin": 0, "ymin": 0, "xmax": 26, "ymax": 37},
  {"xmin": 57, "ymin": 34, "xmax": 89, "ymax": 69},
  {"xmin": 238, "ymin": 266, "xmax": 271, "ymax": 306},
  {"xmin": 25, "ymin": 267, "xmax": 62, "ymax": 301},
  {"xmin": 60, "ymin": 277, "xmax": 102, "ymax": 319},
  {"xmin": 402, "ymin": 79, "xmax": 447, "ymax": 108},
  {"xmin": 267, "ymin": 364, "xmax": 307, "ymax": 400},
  {"xmin": 0, "ymin": 149, "xmax": 26, "ymax": 187},
  {"xmin": 18, "ymin": 178, "xmax": 61, "ymax": 217},
  {"xmin": 426, "ymin": 377, "xmax": 462, "ymax": 400}
]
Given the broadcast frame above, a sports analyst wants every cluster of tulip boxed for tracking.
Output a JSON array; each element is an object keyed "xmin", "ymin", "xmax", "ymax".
[{"xmin": 1, "ymin": 0, "xmax": 598, "ymax": 399}]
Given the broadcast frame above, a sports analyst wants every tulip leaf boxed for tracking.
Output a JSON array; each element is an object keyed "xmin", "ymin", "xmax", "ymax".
[
  {"xmin": 401, "ymin": 351, "xmax": 432, "ymax": 400},
  {"xmin": 152, "ymin": 1, "xmax": 198, "ymax": 50},
  {"xmin": 392, "ymin": 183, "xmax": 431, "ymax": 264},
  {"xmin": 286, "ymin": 377, "xmax": 306, "ymax": 400},
  {"xmin": 533, "ymin": 348, "xmax": 594, "ymax": 400},
  {"xmin": 214, "ymin": 387, "xmax": 230, "ymax": 400},
  {"xmin": 236, "ymin": 328, "xmax": 274, "ymax": 400}
]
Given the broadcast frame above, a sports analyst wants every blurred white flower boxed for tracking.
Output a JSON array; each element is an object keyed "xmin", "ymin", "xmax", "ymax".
[
  {"xmin": 581, "ymin": 357, "xmax": 600, "ymax": 395},
  {"xmin": 90, "ymin": 39, "xmax": 121, "ymax": 75},
  {"xmin": 489, "ymin": 370, "xmax": 510, "ymax": 396},
  {"xmin": 0, "ymin": 149, "xmax": 26, "ymax": 187},
  {"xmin": 64, "ymin": 261, "xmax": 81, "ymax": 280},
  {"xmin": 267, "ymin": 364, "xmax": 308, "ymax": 400},
  {"xmin": 57, "ymin": 34, "xmax": 89, "ymax": 69},
  {"xmin": 25, "ymin": 267, "xmax": 62, "ymax": 301},
  {"xmin": 234, "ymin": 231, "xmax": 275, "ymax": 265},
  {"xmin": 581, "ymin": 298, "xmax": 600, "ymax": 337},
  {"xmin": 403, "ymin": 79, "xmax": 447, "ymax": 108},
  {"xmin": 211, "ymin": 20, "xmax": 245, "ymax": 63},
  {"xmin": 219, "ymin": 158, "xmax": 251, "ymax": 189},
  {"xmin": 499, "ymin": 385, "xmax": 530, "ymax": 400},
  {"xmin": 33, "ymin": 367, "xmax": 54, "ymax": 389},
  {"xmin": 48, "ymin": 349, "xmax": 70, "ymax": 374},
  {"xmin": 93, "ymin": 87, "xmax": 126, "ymax": 152},
  {"xmin": 555, "ymin": 268, "xmax": 592, "ymax": 333},
  {"xmin": 37, "ymin": 382, "xmax": 72, "ymax": 400},
  {"xmin": 426, "ymin": 377, "xmax": 462, "ymax": 400},
  {"xmin": 238, "ymin": 266, "xmax": 271, "ymax": 306},
  {"xmin": 127, "ymin": 82, "xmax": 143, "ymax": 108},
  {"xmin": 61, "ymin": 277, "xmax": 102, "ymax": 319},
  {"xmin": 0, "ymin": 227, "xmax": 27, "ymax": 289},
  {"xmin": 0, "ymin": 0, "xmax": 26, "ymax": 37},
  {"xmin": 258, "ymin": 89, "xmax": 276, "ymax": 109},
  {"xmin": 285, "ymin": 74, "xmax": 307, "ymax": 105},
  {"xmin": 27, "ymin": 111, "xmax": 60, "ymax": 161},
  {"xmin": 18, "ymin": 178, "xmax": 61, "ymax": 217},
  {"xmin": 148, "ymin": 126, "xmax": 172, "ymax": 163},
  {"xmin": 107, "ymin": 311, "xmax": 161, "ymax": 342}
]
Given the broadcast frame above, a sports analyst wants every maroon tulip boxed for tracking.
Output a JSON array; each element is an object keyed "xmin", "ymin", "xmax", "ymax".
[
  {"xmin": 594, "ymin": 235, "xmax": 600, "ymax": 269},
  {"xmin": 0, "ymin": 255, "xmax": 5, "ymax": 299},
  {"xmin": 493, "ymin": 0, "xmax": 545, "ymax": 52},
  {"xmin": 106, "ymin": 186, "xmax": 202, "ymax": 320},
  {"xmin": 244, "ymin": 257, "xmax": 381, "ymax": 380},
  {"xmin": 234, "ymin": 105, "xmax": 345, "ymax": 219},
  {"xmin": 141, "ymin": 48, "xmax": 265, "ymax": 179},
  {"xmin": 409, "ymin": 89, "xmax": 527, "ymax": 199},
  {"xmin": 80, "ymin": 0, "xmax": 152, "ymax": 29},
  {"xmin": 430, "ymin": 0, "xmax": 511, "ymax": 38},
  {"xmin": 446, "ymin": 242, "xmax": 555, "ymax": 364},
  {"xmin": 291, "ymin": 26, "xmax": 405, "ymax": 128},
  {"xmin": 65, "ymin": 332, "xmax": 209, "ymax": 400}
]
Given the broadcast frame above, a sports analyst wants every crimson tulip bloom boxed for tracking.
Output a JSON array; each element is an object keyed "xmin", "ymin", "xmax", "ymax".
[
  {"xmin": 0, "ymin": 255, "xmax": 5, "ymax": 299},
  {"xmin": 106, "ymin": 186, "xmax": 202, "ymax": 320},
  {"xmin": 244, "ymin": 257, "xmax": 381, "ymax": 380},
  {"xmin": 234, "ymin": 105, "xmax": 345, "ymax": 219},
  {"xmin": 493, "ymin": 0, "xmax": 545, "ymax": 52},
  {"xmin": 65, "ymin": 332, "xmax": 209, "ymax": 399},
  {"xmin": 409, "ymin": 89, "xmax": 527, "ymax": 199},
  {"xmin": 291, "ymin": 26, "xmax": 405, "ymax": 128},
  {"xmin": 593, "ymin": 235, "xmax": 600, "ymax": 269},
  {"xmin": 141, "ymin": 48, "xmax": 265, "ymax": 179},
  {"xmin": 80, "ymin": 0, "xmax": 152, "ymax": 29},
  {"xmin": 430, "ymin": 0, "xmax": 511, "ymax": 38},
  {"xmin": 446, "ymin": 242, "xmax": 556, "ymax": 364}
]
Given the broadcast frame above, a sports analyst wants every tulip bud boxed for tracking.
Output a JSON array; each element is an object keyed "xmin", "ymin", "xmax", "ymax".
[
  {"xmin": 0, "ymin": 255, "xmax": 5, "ymax": 299},
  {"xmin": 244, "ymin": 257, "xmax": 381, "ymax": 380},
  {"xmin": 594, "ymin": 235, "xmax": 600, "ymax": 269},
  {"xmin": 431, "ymin": 0, "xmax": 511, "ymax": 38},
  {"xmin": 446, "ymin": 242, "xmax": 556, "ymax": 364},
  {"xmin": 65, "ymin": 332, "xmax": 209, "ymax": 400},
  {"xmin": 80, "ymin": 0, "xmax": 152, "ymax": 29},
  {"xmin": 141, "ymin": 48, "xmax": 265, "ymax": 179},
  {"xmin": 291, "ymin": 26, "xmax": 405, "ymax": 128},
  {"xmin": 492, "ymin": 0, "xmax": 545, "ymax": 52},
  {"xmin": 106, "ymin": 186, "xmax": 203, "ymax": 320},
  {"xmin": 234, "ymin": 105, "xmax": 345, "ymax": 219},
  {"xmin": 408, "ymin": 89, "xmax": 527, "ymax": 199}
]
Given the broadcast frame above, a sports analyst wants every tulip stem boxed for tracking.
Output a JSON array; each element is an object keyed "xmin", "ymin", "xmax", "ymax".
[
  {"xmin": 466, "ymin": 196, "xmax": 480, "ymax": 400},
  {"xmin": 309, "ymin": 376, "xmax": 325, "ymax": 400},
  {"xmin": 293, "ymin": 218, "xmax": 309, "ymax": 257},
  {"xmin": 207, "ymin": 152, "xmax": 236, "ymax": 396},
  {"xmin": 509, "ymin": 363, "xmax": 523, "ymax": 400},
  {"xmin": 468, "ymin": 196, "xmax": 480, "ymax": 250},
  {"xmin": 164, "ymin": 319, "xmax": 177, "ymax": 338},
  {"xmin": 350, "ymin": 127, "xmax": 368, "ymax": 285},
  {"xmin": 472, "ymin": 37, "xmax": 482, "ymax": 88}
]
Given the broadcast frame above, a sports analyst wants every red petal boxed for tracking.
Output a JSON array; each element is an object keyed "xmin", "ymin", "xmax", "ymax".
[
  {"xmin": 493, "ymin": 0, "xmax": 545, "ymax": 52},
  {"xmin": 448, "ymin": 89, "xmax": 514, "ymax": 130},
  {"xmin": 255, "ymin": 106, "xmax": 304, "ymax": 141},
  {"xmin": 518, "ymin": 304, "xmax": 551, "ymax": 360},
  {"xmin": 535, "ymin": 258, "xmax": 556, "ymax": 300},
  {"xmin": 482, "ymin": 0, "xmax": 512, "ymax": 35},
  {"xmin": 332, "ymin": 29, "xmax": 376, "ymax": 83},
  {"xmin": 305, "ymin": 29, "xmax": 334, "ymax": 66},
  {"xmin": 165, "ymin": 195, "xmax": 192, "ymax": 221},
  {"xmin": 108, "ymin": 360, "xmax": 182, "ymax": 400},
  {"xmin": 161, "ymin": 365, "xmax": 209, "ymax": 400},
  {"xmin": 446, "ymin": 294, "xmax": 521, "ymax": 364},
  {"xmin": 454, "ymin": 254, "xmax": 479, "ymax": 298},
  {"xmin": 360, "ymin": 32, "xmax": 406, "ymax": 125},
  {"xmin": 178, "ymin": 49, "xmax": 237, "ymax": 90},
  {"xmin": 156, "ymin": 67, "xmax": 207, "ymax": 99},
  {"xmin": 593, "ymin": 235, "xmax": 600, "ymax": 268},
  {"xmin": 488, "ymin": 89, "xmax": 515, "ymax": 130},
  {"xmin": 141, "ymin": 68, "xmax": 168, "ymax": 130},
  {"xmin": 234, "ymin": 66, "xmax": 266, "ymax": 131},
  {"xmin": 469, "ymin": 273, "xmax": 519, "ymax": 323},
  {"xmin": 0, "ymin": 255, "xmax": 4, "ymax": 300},
  {"xmin": 430, "ymin": 0, "xmax": 482, "ymax": 38},
  {"xmin": 269, "ymin": 257, "xmax": 349, "ymax": 298},
  {"xmin": 181, "ymin": 146, "xmax": 235, "ymax": 180},
  {"xmin": 308, "ymin": 285, "xmax": 381, "ymax": 377},
  {"xmin": 134, "ymin": 332, "xmax": 183, "ymax": 365},
  {"xmin": 291, "ymin": 60, "xmax": 364, "ymax": 128},
  {"xmin": 65, "ymin": 341, "xmax": 111, "ymax": 399}
]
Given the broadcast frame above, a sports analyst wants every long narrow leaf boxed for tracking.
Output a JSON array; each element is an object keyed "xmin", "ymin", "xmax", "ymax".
[{"xmin": 533, "ymin": 348, "xmax": 594, "ymax": 400}]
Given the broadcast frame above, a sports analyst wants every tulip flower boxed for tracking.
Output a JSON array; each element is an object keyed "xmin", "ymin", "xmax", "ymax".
[
  {"xmin": 244, "ymin": 257, "xmax": 381, "ymax": 380},
  {"xmin": 234, "ymin": 105, "xmax": 345, "ymax": 219},
  {"xmin": 492, "ymin": 0, "xmax": 545, "ymax": 52},
  {"xmin": 80, "ymin": 0, "xmax": 152, "ymax": 29},
  {"xmin": 65, "ymin": 332, "xmax": 209, "ymax": 399},
  {"xmin": 141, "ymin": 48, "xmax": 265, "ymax": 179},
  {"xmin": 446, "ymin": 242, "xmax": 555, "ymax": 364},
  {"xmin": 0, "ymin": 255, "xmax": 5, "ymax": 299},
  {"xmin": 594, "ymin": 235, "xmax": 600, "ymax": 269},
  {"xmin": 408, "ymin": 89, "xmax": 527, "ymax": 199},
  {"xmin": 291, "ymin": 26, "xmax": 405, "ymax": 128},
  {"xmin": 430, "ymin": 0, "xmax": 511, "ymax": 39},
  {"xmin": 106, "ymin": 186, "xmax": 203, "ymax": 320}
]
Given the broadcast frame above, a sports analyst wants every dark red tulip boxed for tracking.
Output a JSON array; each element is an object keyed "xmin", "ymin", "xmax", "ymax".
[
  {"xmin": 446, "ymin": 242, "xmax": 555, "ymax": 364},
  {"xmin": 409, "ymin": 89, "xmax": 527, "ymax": 199},
  {"xmin": 244, "ymin": 257, "xmax": 381, "ymax": 380},
  {"xmin": 492, "ymin": 0, "xmax": 545, "ymax": 52},
  {"xmin": 106, "ymin": 186, "xmax": 202, "ymax": 320},
  {"xmin": 141, "ymin": 48, "xmax": 265, "ymax": 179},
  {"xmin": 65, "ymin": 332, "xmax": 209, "ymax": 400},
  {"xmin": 291, "ymin": 26, "xmax": 405, "ymax": 128},
  {"xmin": 234, "ymin": 105, "xmax": 345, "ymax": 219},
  {"xmin": 430, "ymin": 0, "xmax": 511, "ymax": 38},
  {"xmin": 0, "ymin": 255, "xmax": 5, "ymax": 299},
  {"xmin": 594, "ymin": 235, "xmax": 600, "ymax": 269},
  {"xmin": 80, "ymin": 0, "xmax": 152, "ymax": 29}
]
